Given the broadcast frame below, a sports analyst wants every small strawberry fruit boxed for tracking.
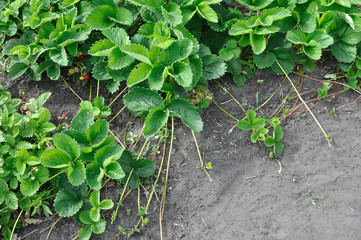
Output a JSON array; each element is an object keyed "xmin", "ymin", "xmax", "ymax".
[
  {"xmin": 22, "ymin": 98, "xmax": 26, "ymax": 102},
  {"xmin": 68, "ymin": 69, "xmax": 75, "ymax": 75},
  {"xmin": 76, "ymin": 53, "xmax": 85, "ymax": 60},
  {"xmin": 81, "ymin": 73, "xmax": 89, "ymax": 82},
  {"xmin": 62, "ymin": 114, "xmax": 67, "ymax": 118}
]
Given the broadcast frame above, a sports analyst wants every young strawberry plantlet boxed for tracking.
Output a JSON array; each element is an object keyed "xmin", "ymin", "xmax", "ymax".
[{"xmin": 264, "ymin": 124, "xmax": 284, "ymax": 157}]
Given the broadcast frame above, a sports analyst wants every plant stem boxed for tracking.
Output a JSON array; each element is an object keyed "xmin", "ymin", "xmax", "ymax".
[
  {"xmin": 109, "ymin": 129, "xmax": 126, "ymax": 148},
  {"xmin": 39, "ymin": 170, "xmax": 67, "ymax": 188},
  {"xmin": 146, "ymin": 141, "xmax": 167, "ymax": 212},
  {"xmin": 10, "ymin": 210, "xmax": 23, "ymax": 240},
  {"xmin": 109, "ymin": 86, "xmax": 128, "ymax": 107},
  {"xmin": 159, "ymin": 117, "xmax": 174, "ymax": 240},
  {"xmin": 213, "ymin": 101, "xmax": 239, "ymax": 121},
  {"xmin": 131, "ymin": 124, "xmax": 145, "ymax": 152},
  {"xmin": 109, "ymin": 105, "xmax": 126, "ymax": 123},
  {"xmin": 215, "ymin": 80, "xmax": 247, "ymax": 114},
  {"xmin": 112, "ymin": 168, "xmax": 134, "ymax": 224},
  {"xmin": 96, "ymin": 80, "xmax": 100, "ymax": 98},
  {"xmin": 275, "ymin": 60, "xmax": 331, "ymax": 147},
  {"xmin": 60, "ymin": 76, "xmax": 83, "ymax": 101},
  {"xmin": 111, "ymin": 138, "xmax": 149, "ymax": 224},
  {"xmin": 192, "ymin": 130, "xmax": 212, "ymax": 182},
  {"xmin": 46, "ymin": 217, "xmax": 63, "ymax": 240},
  {"xmin": 89, "ymin": 82, "xmax": 92, "ymax": 102}
]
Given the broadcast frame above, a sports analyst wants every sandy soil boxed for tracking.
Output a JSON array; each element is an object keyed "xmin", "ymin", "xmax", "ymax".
[{"xmin": 2, "ymin": 63, "xmax": 361, "ymax": 240}]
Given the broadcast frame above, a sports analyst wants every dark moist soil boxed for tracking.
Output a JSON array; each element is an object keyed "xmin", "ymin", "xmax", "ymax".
[{"xmin": 2, "ymin": 61, "xmax": 361, "ymax": 240}]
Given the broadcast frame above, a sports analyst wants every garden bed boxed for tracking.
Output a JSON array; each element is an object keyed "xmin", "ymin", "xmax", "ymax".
[{"xmin": 2, "ymin": 62, "xmax": 361, "ymax": 239}]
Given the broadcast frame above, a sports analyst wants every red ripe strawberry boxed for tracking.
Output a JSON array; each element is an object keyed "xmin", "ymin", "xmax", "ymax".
[
  {"xmin": 81, "ymin": 73, "xmax": 89, "ymax": 82},
  {"xmin": 62, "ymin": 114, "xmax": 67, "ymax": 118},
  {"xmin": 76, "ymin": 53, "xmax": 85, "ymax": 60},
  {"xmin": 22, "ymin": 98, "xmax": 26, "ymax": 102}
]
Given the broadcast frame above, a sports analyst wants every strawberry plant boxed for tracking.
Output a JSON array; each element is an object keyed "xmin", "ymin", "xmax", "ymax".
[
  {"xmin": 238, "ymin": 110, "xmax": 284, "ymax": 157},
  {"xmin": 0, "ymin": 85, "xmax": 55, "ymax": 238},
  {"xmin": 0, "ymin": 87, "xmax": 157, "ymax": 239},
  {"xmin": 1, "ymin": 0, "xmax": 361, "ymax": 237}
]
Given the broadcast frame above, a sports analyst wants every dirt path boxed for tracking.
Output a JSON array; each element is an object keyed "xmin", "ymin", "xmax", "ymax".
[{"xmin": 2, "ymin": 66, "xmax": 361, "ymax": 240}]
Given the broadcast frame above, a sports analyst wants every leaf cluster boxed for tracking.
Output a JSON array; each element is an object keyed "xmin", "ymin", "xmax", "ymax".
[
  {"xmin": 0, "ymin": 89, "xmax": 156, "ymax": 239},
  {"xmin": 238, "ymin": 110, "xmax": 284, "ymax": 157}
]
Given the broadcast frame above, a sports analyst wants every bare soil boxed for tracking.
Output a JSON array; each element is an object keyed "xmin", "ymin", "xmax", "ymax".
[{"xmin": 2, "ymin": 63, "xmax": 361, "ymax": 240}]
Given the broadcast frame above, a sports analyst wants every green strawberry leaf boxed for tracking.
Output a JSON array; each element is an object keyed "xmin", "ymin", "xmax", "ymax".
[
  {"xmin": 308, "ymin": 30, "xmax": 334, "ymax": 48},
  {"xmin": 90, "ymin": 207, "xmax": 100, "ymax": 222},
  {"xmin": 54, "ymin": 189, "xmax": 83, "ymax": 217},
  {"xmin": 5, "ymin": 192, "xmax": 18, "ymax": 210},
  {"xmin": 102, "ymin": 28, "xmax": 130, "ymax": 46},
  {"xmin": 91, "ymin": 219, "xmax": 106, "ymax": 234},
  {"xmin": 49, "ymin": 47, "xmax": 68, "ymax": 66},
  {"xmin": 127, "ymin": 63, "xmax": 152, "ymax": 87},
  {"xmin": 331, "ymin": 41, "xmax": 356, "ymax": 63},
  {"xmin": 99, "ymin": 200, "xmax": 113, "ymax": 209},
  {"xmin": 264, "ymin": 136, "xmax": 275, "ymax": 147},
  {"xmin": 159, "ymin": 39, "xmax": 193, "ymax": 66},
  {"xmin": 32, "ymin": 165, "xmax": 49, "ymax": 183},
  {"xmin": 40, "ymin": 149, "xmax": 71, "ymax": 168},
  {"xmin": 303, "ymin": 40, "xmax": 322, "ymax": 60},
  {"xmin": 108, "ymin": 47, "xmax": 134, "ymax": 70},
  {"xmin": 286, "ymin": 29, "xmax": 308, "ymax": 44},
  {"xmin": 85, "ymin": 5, "xmax": 116, "ymax": 30},
  {"xmin": 8, "ymin": 63, "xmax": 28, "ymax": 79},
  {"xmin": 20, "ymin": 178, "xmax": 39, "ymax": 197},
  {"xmin": 274, "ymin": 124, "xmax": 283, "ymax": 141},
  {"xmin": 121, "ymin": 44, "xmax": 152, "ymax": 65},
  {"xmin": 104, "ymin": 161, "xmax": 125, "ymax": 179},
  {"xmin": 219, "ymin": 39, "xmax": 241, "ymax": 61},
  {"xmin": 229, "ymin": 20, "xmax": 253, "ymax": 36},
  {"xmin": 86, "ymin": 163, "xmax": 103, "ymax": 190},
  {"xmin": 250, "ymin": 33, "xmax": 266, "ymax": 55},
  {"xmin": 86, "ymin": 120, "xmax": 109, "ymax": 147},
  {"xmin": 167, "ymin": 61, "xmax": 193, "ymax": 88},
  {"xmin": 236, "ymin": 0, "xmax": 273, "ymax": 10},
  {"xmin": 123, "ymin": 88, "xmax": 165, "ymax": 112},
  {"xmin": 161, "ymin": 3, "xmax": 182, "ymax": 26},
  {"xmin": 166, "ymin": 99, "xmax": 203, "ymax": 132},
  {"xmin": 201, "ymin": 54, "xmax": 226, "ymax": 80},
  {"xmin": 274, "ymin": 141, "xmax": 284, "ymax": 157},
  {"xmin": 299, "ymin": 13, "xmax": 316, "ymax": 33},
  {"xmin": 89, "ymin": 39, "xmax": 116, "ymax": 57},
  {"xmin": 109, "ymin": 8, "xmax": 133, "ymax": 26},
  {"xmin": 132, "ymin": 159, "xmax": 156, "ymax": 177},
  {"xmin": 78, "ymin": 226, "xmax": 92, "ymax": 240},
  {"xmin": 197, "ymin": 3, "xmax": 218, "ymax": 23},
  {"xmin": 144, "ymin": 107, "xmax": 169, "ymax": 138},
  {"xmin": 54, "ymin": 134, "xmax": 80, "ymax": 161},
  {"xmin": 68, "ymin": 160, "xmax": 86, "ymax": 186},
  {"xmin": 253, "ymin": 52, "xmax": 276, "ymax": 69},
  {"xmin": 95, "ymin": 145, "xmax": 124, "ymax": 167}
]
